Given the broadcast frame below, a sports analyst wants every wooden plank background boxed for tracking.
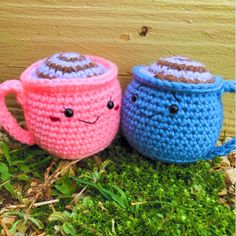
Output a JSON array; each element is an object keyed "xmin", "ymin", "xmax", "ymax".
[{"xmin": 0, "ymin": 0, "xmax": 235, "ymax": 136}]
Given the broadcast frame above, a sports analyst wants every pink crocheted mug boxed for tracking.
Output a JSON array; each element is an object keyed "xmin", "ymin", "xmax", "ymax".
[{"xmin": 0, "ymin": 53, "xmax": 121, "ymax": 160}]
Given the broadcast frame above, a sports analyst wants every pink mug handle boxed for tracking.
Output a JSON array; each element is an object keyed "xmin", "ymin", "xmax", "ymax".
[{"xmin": 0, "ymin": 80, "xmax": 35, "ymax": 145}]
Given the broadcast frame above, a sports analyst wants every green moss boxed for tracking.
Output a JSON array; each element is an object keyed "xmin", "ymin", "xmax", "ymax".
[
  {"xmin": 49, "ymin": 137, "xmax": 234, "ymax": 236},
  {"xmin": 0, "ymin": 136, "xmax": 235, "ymax": 235}
]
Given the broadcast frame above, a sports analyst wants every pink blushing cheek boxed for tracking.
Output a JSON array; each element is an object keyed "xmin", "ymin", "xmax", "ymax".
[
  {"xmin": 50, "ymin": 116, "xmax": 61, "ymax": 122},
  {"xmin": 115, "ymin": 104, "xmax": 120, "ymax": 111}
]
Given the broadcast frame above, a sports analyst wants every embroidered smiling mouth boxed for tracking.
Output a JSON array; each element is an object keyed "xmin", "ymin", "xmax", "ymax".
[
  {"xmin": 49, "ymin": 116, "xmax": 100, "ymax": 124},
  {"xmin": 78, "ymin": 116, "xmax": 100, "ymax": 124}
]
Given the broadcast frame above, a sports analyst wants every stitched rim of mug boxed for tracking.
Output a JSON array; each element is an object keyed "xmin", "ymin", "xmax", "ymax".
[
  {"xmin": 133, "ymin": 65, "xmax": 224, "ymax": 93},
  {"xmin": 21, "ymin": 55, "xmax": 117, "ymax": 90}
]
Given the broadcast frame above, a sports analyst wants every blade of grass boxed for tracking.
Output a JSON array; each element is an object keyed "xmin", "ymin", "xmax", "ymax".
[
  {"xmin": 0, "ymin": 142, "xmax": 11, "ymax": 166},
  {"xmin": 73, "ymin": 177, "xmax": 129, "ymax": 208}
]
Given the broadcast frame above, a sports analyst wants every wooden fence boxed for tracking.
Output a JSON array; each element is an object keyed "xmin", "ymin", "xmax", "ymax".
[{"xmin": 0, "ymin": 0, "xmax": 235, "ymax": 136}]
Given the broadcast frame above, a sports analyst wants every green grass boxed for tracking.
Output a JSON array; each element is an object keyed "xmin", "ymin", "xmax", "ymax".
[{"xmin": 0, "ymin": 135, "xmax": 235, "ymax": 236}]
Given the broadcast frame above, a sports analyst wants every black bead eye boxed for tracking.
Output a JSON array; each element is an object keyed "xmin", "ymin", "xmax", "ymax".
[
  {"xmin": 107, "ymin": 100, "xmax": 114, "ymax": 109},
  {"xmin": 169, "ymin": 104, "xmax": 179, "ymax": 114},
  {"xmin": 131, "ymin": 94, "xmax": 138, "ymax": 102},
  {"xmin": 64, "ymin": 108, "xmax": 74, "ymax": 117}
]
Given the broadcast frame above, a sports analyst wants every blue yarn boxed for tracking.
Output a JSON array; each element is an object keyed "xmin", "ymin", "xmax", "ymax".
[
  {"xmin": 121, "ymin": 65, "xmax": 236, "ymax": 164},
  {"xmin": 207, "ymin": 137, "xmax": 236, "ymax": 159}
]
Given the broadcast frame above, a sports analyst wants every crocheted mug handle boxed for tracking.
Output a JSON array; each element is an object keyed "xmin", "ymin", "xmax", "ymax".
[
  {"xmin": 0, "ymin": 80, "xmax": 35, "ymax": 145},
  {"xmin": 222, "ymin": 80, "xmax": 236, "ymax": 93},
  {"xmin": 208, "ymin": 79, "xmax": 236, "ymax": 158}
]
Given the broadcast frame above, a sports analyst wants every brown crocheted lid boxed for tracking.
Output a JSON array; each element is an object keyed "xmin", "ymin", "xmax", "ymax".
[
  {"xmin": 147, "ymin": 56, "xmax": 214, "ymax": 84},
  {"xmin": 35, "ymin": 52, "xmax": 106, "ymax": 79}
]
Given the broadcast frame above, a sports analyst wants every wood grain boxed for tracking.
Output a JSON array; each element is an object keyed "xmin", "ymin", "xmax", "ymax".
[{"xmin": 0, "ymin": 0, "xmax": 235, "ymax": 136}]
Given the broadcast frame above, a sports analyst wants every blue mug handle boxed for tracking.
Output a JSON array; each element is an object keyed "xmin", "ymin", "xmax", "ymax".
[
  {"xmin": 222, "ymin": 80, "xmax": 236, "ymax": 93},
  {"xmin": 208, "ymin": 79, "xmax": 236, "ymax": 158}
]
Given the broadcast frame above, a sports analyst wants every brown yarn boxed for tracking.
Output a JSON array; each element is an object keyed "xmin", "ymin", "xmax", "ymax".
[
  {"xmin": 157, "ymin": 60, "xmax": 207, "ymax": 73},
  {"xmin": 35, "ymin": 52, "xmax": 105, "ymax": 79},
  {"xmin": 36, "ymin": 61, "xmax": 98, "ymax": 79},
  {"xmin": 59, "ymin": 54, "xmax": 86, "ymax": 62},
  {"xmin": 155, "ymin": 72, "xmax": 214, "ymax": 84}
]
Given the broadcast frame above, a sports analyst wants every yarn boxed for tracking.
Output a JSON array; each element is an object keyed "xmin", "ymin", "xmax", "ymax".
[
  {"xmin": 36, "ymin": 52, "xmax": 106, "ymax": 79},
  {"xmin": 146, "ymin": 56, "xmax": 214, "ymax": 84},
  {"xmin": 0, "ymin": 54, "xmax": 121, "ymax": 160},
  {"xmin": 0, "ymin": 80, "xmax": 35, "ymax": 145},
  {"xmin": 122, "ymin": 56, "xmax": 236, "ymax": 164}
]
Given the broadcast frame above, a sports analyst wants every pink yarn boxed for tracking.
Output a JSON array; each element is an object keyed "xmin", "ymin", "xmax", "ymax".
[{"xmin": 0, "ymin": 55, "xmax": 121, "ymax": 160}]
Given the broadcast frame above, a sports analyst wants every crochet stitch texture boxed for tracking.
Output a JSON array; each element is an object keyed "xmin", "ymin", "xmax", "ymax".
[
  {"xmin": 0, "ymin": 53, "xmax": 121, "ymax": 160},
  {"xmin": 36, "ymin": 52, "xmax": 106, "ymax": 79},
  {"xmin": 122, "ymin": 56, "xmax": 236, "ymax": 164}
]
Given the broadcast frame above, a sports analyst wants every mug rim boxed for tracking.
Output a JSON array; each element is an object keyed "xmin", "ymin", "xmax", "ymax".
[
  {"xmin": 20, "ymin": 55, "xmax": 118, "ymax": 90},
  {"xmin": 133, "ymin": 65, "xmax": 223, "ymax": 93}
]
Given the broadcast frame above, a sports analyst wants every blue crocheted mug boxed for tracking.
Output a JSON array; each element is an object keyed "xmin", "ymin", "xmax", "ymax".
[{"xmin": 122, "ymin": 56, "xmax": 236, "ymax": 164}]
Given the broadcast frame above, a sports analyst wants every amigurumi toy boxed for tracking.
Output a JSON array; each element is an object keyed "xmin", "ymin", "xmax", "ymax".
[
  {"xmin": 122, "ymin": 56, "xmax": 236, "ymax": 164},
  {"xmin": 0, "ymin": 52, "xmax": 121, "ymax": 160}
]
